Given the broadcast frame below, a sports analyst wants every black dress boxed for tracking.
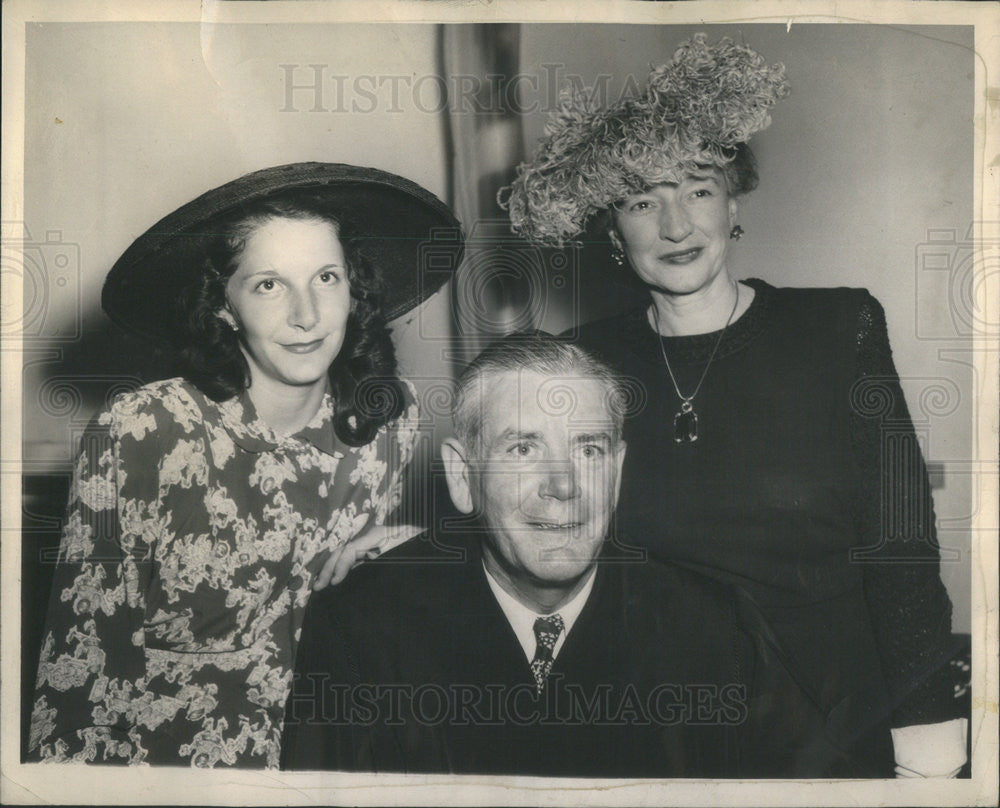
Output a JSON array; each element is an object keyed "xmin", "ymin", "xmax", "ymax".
[{"xmin": 572, "ymin": 278, "xmax": 959, "ymax": 777}]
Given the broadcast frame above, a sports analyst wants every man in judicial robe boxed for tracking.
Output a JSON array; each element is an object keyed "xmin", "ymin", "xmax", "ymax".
[{"xmin": 281, "ymin": 334, "xmax": 753, "ymax": 777}]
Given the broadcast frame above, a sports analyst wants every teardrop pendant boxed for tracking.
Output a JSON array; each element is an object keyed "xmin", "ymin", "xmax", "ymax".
[{"xmin": 673, "ymin": 401, "xmax": 698, "ymax": 443}]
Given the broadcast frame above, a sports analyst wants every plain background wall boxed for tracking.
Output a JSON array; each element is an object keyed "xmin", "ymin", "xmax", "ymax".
[{"xmin": 20, "ymin": 22, "xmax": 972, "ymax": 630}]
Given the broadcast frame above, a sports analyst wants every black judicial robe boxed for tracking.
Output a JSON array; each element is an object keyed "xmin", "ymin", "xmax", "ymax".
[{"xmin": 281, "ymin": 532, "xmax": 753, "ymax": 777}]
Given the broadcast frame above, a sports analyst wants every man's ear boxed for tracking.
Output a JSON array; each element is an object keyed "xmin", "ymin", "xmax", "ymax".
[
  {"xmin": 441, "ymin": 437, "xmax": 475, "ymax": 515},
  {"xmin": 612, "ymin": 439, "xmax": 627, "ymax": 504}
]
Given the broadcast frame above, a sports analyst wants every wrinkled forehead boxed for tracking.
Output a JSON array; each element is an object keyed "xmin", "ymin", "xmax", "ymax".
[
  {"xmin": 618, "ymin": 164, "xmax": 727, "ymax": 200},
  {"xmin": 479, "ymin": 370, "xmax": 618, "ymax": 440}
]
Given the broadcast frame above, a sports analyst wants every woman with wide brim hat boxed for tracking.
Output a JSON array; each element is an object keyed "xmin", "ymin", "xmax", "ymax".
[
  {"xmin": 502, "ymin": 35, "xmax": 964, "ymax": 778},
  {"xmin": 29, "ymin": 163, "xmax": 463, "ymax": 768}
]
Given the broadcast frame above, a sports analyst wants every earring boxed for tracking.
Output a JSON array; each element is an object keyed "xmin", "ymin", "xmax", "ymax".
[
  {"xmin": 729, "ymin": 225, "xmax": 744, "ymax": 241},
  {"xmin": 611, "ymin": 246, "xmax": 625, "ymax": 267}
]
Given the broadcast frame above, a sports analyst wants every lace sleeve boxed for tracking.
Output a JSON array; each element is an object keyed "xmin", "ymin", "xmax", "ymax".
[{"xmin": 850, "ymin": 293, "xmax": 959, "ymax": 727}]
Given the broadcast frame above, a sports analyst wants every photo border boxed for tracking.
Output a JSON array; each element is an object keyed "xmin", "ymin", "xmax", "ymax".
[{"xmin": 2, "ymin": 1, "xmax": 996, "ymax": 805}]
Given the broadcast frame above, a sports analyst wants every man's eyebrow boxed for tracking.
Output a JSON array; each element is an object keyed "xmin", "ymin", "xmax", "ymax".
[
  {"xmin": 496, "ymin": 429, "xmax": 543, "ymax": 442},
  {"xmin": 687, "ymin": 172, "xmax": 721, "ymax": 185}
]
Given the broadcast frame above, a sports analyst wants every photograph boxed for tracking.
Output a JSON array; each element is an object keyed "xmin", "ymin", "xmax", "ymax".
[{"xmin": 1, "ymin": 1, "xmax": 996, "ymax": 805}]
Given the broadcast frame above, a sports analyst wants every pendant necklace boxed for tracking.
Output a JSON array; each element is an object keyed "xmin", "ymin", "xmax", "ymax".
[{"xmin": 651, "ymin": 285, "xmax": 740, "ymax": 444}]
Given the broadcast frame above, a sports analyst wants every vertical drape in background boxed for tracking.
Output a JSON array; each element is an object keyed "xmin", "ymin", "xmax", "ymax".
[
  {"xmin": 439, "ymin": 25, "xmax": 638, "ymax": 354},
  {"xmin": 440, "ymin": 24, "xmax": 579, "ymax": 359}
]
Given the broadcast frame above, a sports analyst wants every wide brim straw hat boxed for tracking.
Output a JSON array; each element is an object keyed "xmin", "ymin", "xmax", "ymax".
[{"xmin": 102, "ymin": 162, "xmax": 464, "ymax": 343}]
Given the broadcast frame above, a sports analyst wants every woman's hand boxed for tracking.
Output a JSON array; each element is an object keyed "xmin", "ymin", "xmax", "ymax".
[{"xmin": 313, "ymin": 520, "xmax": 424, "ymax": 590}]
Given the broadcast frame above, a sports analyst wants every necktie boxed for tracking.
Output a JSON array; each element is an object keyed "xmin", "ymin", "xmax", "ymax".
[{"xmin": 530, "ymin": 614, "xmax": 565, "ymax": 693}]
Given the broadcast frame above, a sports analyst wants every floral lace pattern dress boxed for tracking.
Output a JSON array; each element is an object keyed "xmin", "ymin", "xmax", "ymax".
[{"xmin": 28, "ymin": 377, "xmax": 419, "ymax": 768}]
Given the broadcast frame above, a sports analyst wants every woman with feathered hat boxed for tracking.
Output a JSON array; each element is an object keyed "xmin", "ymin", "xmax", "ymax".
[
  {"xmin": 28, "ymin": 163, "xmax": 462, "ymax": 768},
  {"xmin": 503, "ymin": 35, "xmax": 964, "ymax": 778}
]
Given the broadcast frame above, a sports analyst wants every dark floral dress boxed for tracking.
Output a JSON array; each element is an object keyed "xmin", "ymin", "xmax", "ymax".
[{"xmin": 28, "ymin": 377, "xmax": 419, "ymax": 768}]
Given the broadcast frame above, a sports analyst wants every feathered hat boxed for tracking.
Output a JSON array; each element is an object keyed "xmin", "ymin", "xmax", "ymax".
[{"xmin": 501, "ymin": 34, "xmax": 789, "ymax": 245}]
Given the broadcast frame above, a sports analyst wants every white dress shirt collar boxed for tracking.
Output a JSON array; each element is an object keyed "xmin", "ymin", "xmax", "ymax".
[{"xmin": 482, "ymin": 562, "xmax": 598, "ymax": 663}]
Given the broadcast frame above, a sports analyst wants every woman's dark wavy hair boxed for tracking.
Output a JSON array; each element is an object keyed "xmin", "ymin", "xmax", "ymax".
[{"xmin": 173, "ymin": 191, "xmax": 406, "ymax": 447}]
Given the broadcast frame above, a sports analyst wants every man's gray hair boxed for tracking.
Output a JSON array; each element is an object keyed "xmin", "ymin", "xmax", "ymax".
[{"xmin": 451, "ymin": 332, "xmax": 627, "ymax": 454}]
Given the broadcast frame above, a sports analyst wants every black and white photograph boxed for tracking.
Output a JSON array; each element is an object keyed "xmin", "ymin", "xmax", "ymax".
[{"xmin": 1, "ymin": 1, "xmax": 997, "ymax": 805}]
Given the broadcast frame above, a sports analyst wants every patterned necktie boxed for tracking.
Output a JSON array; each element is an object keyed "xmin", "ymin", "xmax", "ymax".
[{"xmin": 530, "ymin": 614, "xmax": 565, "ymax": 693}]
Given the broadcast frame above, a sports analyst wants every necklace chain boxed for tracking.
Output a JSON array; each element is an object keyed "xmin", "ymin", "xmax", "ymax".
[{"xmin": 651, "ymin": 284, "xmax": 740, "ymax": 409}]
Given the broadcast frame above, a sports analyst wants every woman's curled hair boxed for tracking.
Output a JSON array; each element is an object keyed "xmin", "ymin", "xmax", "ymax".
[{"xmin": 173, "ymin": 191, "xmax": 406, "ymax": 446}]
